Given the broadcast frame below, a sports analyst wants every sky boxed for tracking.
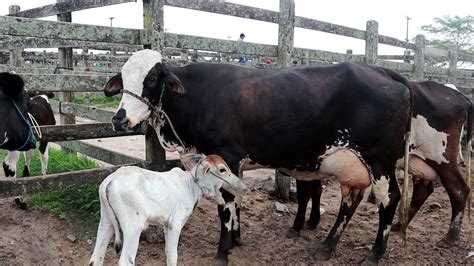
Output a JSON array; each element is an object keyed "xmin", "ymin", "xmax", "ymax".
[{"xmin": 0, "ymin": 0, "xmax": 473, "ymax": 56}]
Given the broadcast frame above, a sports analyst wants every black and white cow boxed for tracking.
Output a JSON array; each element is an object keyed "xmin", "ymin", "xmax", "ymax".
[
  {"xmin": 293, "ymin": 80, "xmax": 472, "ymax": 249},
  {"xmin": 3, "ymin": 92, "xmax": 56, "ymax": 178},
  {"xmin": 0, "ymin": 72, "xmax": 36, "ymax": 152},
  {"xmin": 103, "ymin": 49, "xmax": 413, "ymax": 263}
]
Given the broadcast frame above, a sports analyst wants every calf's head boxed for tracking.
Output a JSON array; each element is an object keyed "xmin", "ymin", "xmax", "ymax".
[
  {"xmin": 104, "ymin": 49, "xmax": 185, "ymax": 131},
  {"xmin": 181, "ymin": 154, "xmax": 247, "ymax": 198},
  {"xmin": 0, "ymin": 72, "xmax": 36, "ymax": 151}
]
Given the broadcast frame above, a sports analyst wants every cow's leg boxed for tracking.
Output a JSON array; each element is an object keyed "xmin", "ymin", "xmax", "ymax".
[
  {"xmin": 434, "ymin": 165, "xmax": 469, "ymax": 247},
  {"xmin": 307, "ymin": 180, "xmax": 323, "ymax": 229},
  {"xmin": 3, "ymin": 151, "xmax": 20, "ymax": 178},
  {"xmin": 23, "ymin": 149, "xmax": 33, "ymax": 177},
  {"xmin": 118, "ymin": 219, "xmax": 143, "ymax": 266},
  {"xmin": 316, "ymin": 186, "xmax": 363, "ymax": 259},
  {"xmin": 215, "ymin": 189, "xmax": 235, "ymax": 262},
  {"xmin": 38, "ymin": 142, "xmax": 49, "ymax": 175},
  {"xmin": 288, "ymin": 180, "xmax": 311, "ymax": 237},
  {"xmin": 391, "ymin": 180, "xmax": 434, "ymax": 232},
  {"xmin": 363, "ymin": 169, "xmax": 400, "ymax": 263},
  {"xmin": 89, "ymin": 208, "xmax": 114, "ymax": 266},
  {"xmin": 366, "ymin": 186, "xmax": 376, "ymax": 204}
]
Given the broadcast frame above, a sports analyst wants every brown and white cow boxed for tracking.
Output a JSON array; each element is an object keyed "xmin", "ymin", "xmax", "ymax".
[{"xmin": 293, "ymin": 80, "xmax": 472, "ymax": 249}]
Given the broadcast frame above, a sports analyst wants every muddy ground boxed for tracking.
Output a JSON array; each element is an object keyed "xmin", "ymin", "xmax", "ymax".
[{"xmin": 0, "ymin": 146, "xmax": 473, "ymax": 265}]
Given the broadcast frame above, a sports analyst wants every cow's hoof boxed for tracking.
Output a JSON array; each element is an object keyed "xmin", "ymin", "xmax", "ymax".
[
  {"xmin": 437, "ymin": 237, "xmax": 456, "ymax": 248},
  {"xmin": 390, "ymin": 222, "xmax": 401, "ymax": 232},
  {"xmin": 305, "ymin": 221, "xmax": 318, "ymax": 230},
  {"xmin": 313, "ymin": 247, "xmax": 331, "ymax": 261},
  {"xmin": 232, "ymin": 237, "xmax": 242, "ymax": 247},
  {"xmin": 360, "ymin": 253, "xmax": 378, "ymax": 265},
  {"xmin": 210, "ymin": 255, "xmax": 228, "ymax": 266},
  {"xmin": 286, "ymin": 227, "xmax": 300, "ymax": 238}
]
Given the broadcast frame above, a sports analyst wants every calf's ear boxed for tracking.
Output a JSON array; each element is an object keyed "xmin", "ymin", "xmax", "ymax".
[
  {"xmin": 104, "ymin": 73, "xmax": 123, "ymax": 97},
  {"xmin": 180, "ymin": 153, "xmax": 204, "ymax": 171},
  {"xmin": 0, "ymin": 72, "xmax": 25, "ymax": 98}
]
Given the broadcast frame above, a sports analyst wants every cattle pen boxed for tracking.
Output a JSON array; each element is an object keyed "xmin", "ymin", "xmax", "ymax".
[{"xmin": 0, "ymin": 0, "xmax": 473, "ymax": 199}]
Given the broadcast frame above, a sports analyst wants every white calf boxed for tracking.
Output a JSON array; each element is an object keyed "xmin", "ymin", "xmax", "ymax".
[{"xmin": 89, "ymin": 154, "xmax": 247, "ymax": 266}]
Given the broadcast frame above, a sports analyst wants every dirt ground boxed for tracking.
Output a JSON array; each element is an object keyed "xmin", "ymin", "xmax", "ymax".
[{"xmin": 0, "ymin": 142, "xmax": 473, "ymax": 265}]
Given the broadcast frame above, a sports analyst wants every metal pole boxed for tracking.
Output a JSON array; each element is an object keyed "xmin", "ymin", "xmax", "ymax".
[
  {"xmin": 109, "ymin": 17, "xmax": 115, "ymax": 27},
  {"xmin": 405, "ymin": 16, "xmax": 411, "ymax": 43}
]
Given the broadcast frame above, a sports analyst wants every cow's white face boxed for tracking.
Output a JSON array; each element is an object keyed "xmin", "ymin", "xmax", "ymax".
[{"xmin": 116, "ymin": 49, "xmax": 163, "ymax": 129}]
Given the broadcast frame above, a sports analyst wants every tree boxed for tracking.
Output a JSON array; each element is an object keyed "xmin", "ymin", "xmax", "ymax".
[{"xmin": 421, "ymin": 15, "xmax": 474, "ymax": 54}]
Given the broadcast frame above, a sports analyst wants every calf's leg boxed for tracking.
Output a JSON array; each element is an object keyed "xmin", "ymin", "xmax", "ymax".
[
  {"xmin": 164, "ymin": 224, "xmax": 185, "ymax": 266},
  {"xmin": 39, "ymin": 142, "xmax": 49, "ymax": 175},
  {"xmin": 89, "ymin": 208, "xmax": 114, "ymax": 266},
  {"xmin": 23, "ymin": 149, "xmax": 33, "ymax": 177}
]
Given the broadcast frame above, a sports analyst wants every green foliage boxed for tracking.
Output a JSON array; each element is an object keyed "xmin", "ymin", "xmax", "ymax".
[
  {"xmin": 421, "ymin": 15, "xmax": 474, "ymax": 54},
  {"xmin": 28, "ymin": 185, "xmax": 101, "ymax": 232},
  {"xmin": 0, "ymin": 148, "xmax": 98, "ymax": 176},
  {"xmin": 73, "ymin": 95, "xmax": 121, "ymax": 108}
]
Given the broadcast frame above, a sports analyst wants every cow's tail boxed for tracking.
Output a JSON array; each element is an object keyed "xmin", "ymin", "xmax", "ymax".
[
  {"xmin": 466, "ymin": 98, "xmax": 472, "ymax": 219},
  {"xmin": 385, "ymin": 69, "xmax": 414, "ymax": 244},
  {"xmin": 99, "ymin": 175, "xmax": 123, "ymax": 254}
]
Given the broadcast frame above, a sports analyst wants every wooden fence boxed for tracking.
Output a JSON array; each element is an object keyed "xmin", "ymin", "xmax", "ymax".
[{"xmin": 0, "ymin": 0, "xmax": 473, "ymax": 198}]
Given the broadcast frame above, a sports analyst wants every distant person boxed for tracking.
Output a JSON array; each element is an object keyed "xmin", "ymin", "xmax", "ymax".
[
  {"xmin": 238, "ymin": 33, "xmax": 245, "ymax": 42},
  {"xmin": 238, "ymin": 33, "xmax": 247, "ymax": 63}
]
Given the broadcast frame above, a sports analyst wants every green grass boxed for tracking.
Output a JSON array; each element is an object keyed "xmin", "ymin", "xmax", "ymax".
[
  {"xmin": 0, "ymin": 148, "xmax": 101, "ymax": 235},
  {"xmin": 52, "ymin": 95, "xmax": 121, "ymax": 108}
]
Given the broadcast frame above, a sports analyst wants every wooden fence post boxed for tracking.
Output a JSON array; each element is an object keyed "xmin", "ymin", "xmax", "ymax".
[
  {"xmin": 275, "ymin": 0, "xmax": 295, "ymax": 200},
  {"xmin": 143, "ymin": 0, "xmax": 165, "ymax": 171},
  {"xmin": 365, "ymin": 20, "xmax": 378, "ymax": 64},
  {"xmin": 57, "ymin": 0, "xmax": 75, "ymax": 131},
  {"xmin": 413, "ymin": 34, "xmax": 425, "ymax": 81},
  {"xmin": 345, "ymin": 49, "xmax": 353, "ymax": 62},
  {"xmin": 448, "ymin": 46, "xmax": 458, "ymax": 84},
  {"xmin": 8, "ymin": 5, "xmax": 23, "ymax": 68}
]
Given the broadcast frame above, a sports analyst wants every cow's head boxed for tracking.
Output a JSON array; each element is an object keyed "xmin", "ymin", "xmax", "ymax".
[
  {"xmin": 104, "ymin": 49, "xmax": 185, "ymax": 131},
  {"xmin": 0, "ymin": 72, "xmax": 36, "ymax": 151}
]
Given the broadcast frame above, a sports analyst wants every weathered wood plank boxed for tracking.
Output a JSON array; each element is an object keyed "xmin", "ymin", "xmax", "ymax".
[
  {"xmin": 36, "ymin": 123, "xmax": 146, "ymax": 142},
  {"xmin": 374, "ymin": 60, "xmax": 414, "ymax": 72},
  {"xmin": 378, "ymin": 35, "xmax": 415, "ymax": 50},
  {"xmin": 58, "ymin": 140, "xmax": 143, "ymax": 165},
  {"xmin": 9, "ymin": 0, "xmax": 135, "ymax": 19},
  {"xmin": 0, "ymin": 16, "xmax": 144, "ymax": 45},
  {"xmin": 55, "ymin": 101, "xmax": 116, "ymax": 123},
  {"xmin": 0, "ymin": 35, "xmax": 143, "ymax": 50},
  {"xmin": 425, "ymin": 47, "xmax": 449, "ymax": 58},
  {"xmin": 0, "ymin": 166, "xmax": 123, "ymax": 198},
  {"xmin": 378, "ymin": 55, "xmax": 414, "ymax": 60},
  {"xmin": 459, "ymin": 53, "xmax": 474, "ymax": 62},
  {"xmin": 21, "ymin": 74, "xmax": 112, "ymax": 92},
  {"xmin": 164, "ymin": 0, "xmax": 278, "ymax": 24},
  {"xmin": 293, "ymin": 47, "xmax": 364, "ymax": 63},
  {"xmin": 22, "ymin": 52, "xmax": 130, "ymax": 63},
  {"xmin": 162, "ymin": 32, "xmax": 277, "ymax": 56},
  {"xmin": 295, "ymin": 16, "xmax": 366, "ymax": 40}
]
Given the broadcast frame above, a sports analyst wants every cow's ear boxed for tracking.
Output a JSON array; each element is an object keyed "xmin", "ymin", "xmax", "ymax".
[
  {"xmin": 104, "ymin": 73, "xmax": 123, "ymax": 97},
  {"xmin": 180, "ymin": 153, "xmax": 204, "ymax": 171},
  {"xmin": 161, "ymin": 64, "xmax": 185, "ymax": 94},
  {"xmin": 0, "ymin": 72, "xmax": 24, "ymax": 97}
]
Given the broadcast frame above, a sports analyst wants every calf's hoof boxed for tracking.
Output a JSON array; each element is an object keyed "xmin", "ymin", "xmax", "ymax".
[
  {"xmin": 360, "ymin": 253, "xmax": 378, "ymax": 265},
  {"xmin": 286, "ymin": 227, "xmax": 300, "ymax": 238}
]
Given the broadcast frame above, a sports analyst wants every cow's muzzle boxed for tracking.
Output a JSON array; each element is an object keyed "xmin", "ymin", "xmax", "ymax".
[{"xmin": 112, "ymin": 108, "xmax": 129, "ymax": 131}]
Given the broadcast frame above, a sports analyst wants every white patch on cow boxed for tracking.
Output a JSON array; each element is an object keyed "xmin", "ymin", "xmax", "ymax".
[
  {"xmin": 4, "ymin": 151, "xmax": 20, "ymax": 178},
  {"xmin": 39, "ymin": 95, "xmax": 49, "ymax": 103},
  {"xmin": 119, "ymin": 49, "xmax": 164, "ymax": 128},
  {"xmin": 444, "ymin": 84, "xmax": 458, "ymax": 91},
  {"xmin": 383, "ymin": 225, "xmax": 392, "ymax": 237},
  {"xmin": 372, "ymin": 175, "xmax": 390, "ymax": 208},
  {"xmin": 410, "ymin": 115, "xmax": 449, "ymax": 164},
  {"xmin": 40, "ymin": 143, "xmax": 49, "ymax": 175},
  {"xmin": 223, "ymin": 202, "xmax": 236, "ymax": 232},
  {"xmin": 1, "ymin": 132, "xmax": 8, "ymax": 146}
]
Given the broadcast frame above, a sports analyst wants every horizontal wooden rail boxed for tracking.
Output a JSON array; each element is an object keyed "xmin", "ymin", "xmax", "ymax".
[
  {"xmin": 21, "ymin": 73, "xmax": 112, "ymax": 92},
  {"xmin": 9, "ymin": 0, "xmax": 135, "ymax": 18},
  {"xmin": 162, "ymin": 32, "xmax": 277, "ymax": 56},
  {"xmin": 35, "ymin": 123, "xmax": 147, "ymax": 142},
  {"xmin": 165, "ymin": 0, "xmax": 278, "ymax": 24},
  {"xmin": 0, "ymin": 15, "xmax": 145, "ymax": 45},
  {"xmin": 49, "ymin": 100, "xmax": 115, "ymax": 123},
  {"xmin": 23, "ymin": 52, "xmax": 130, "ymax": 63}
]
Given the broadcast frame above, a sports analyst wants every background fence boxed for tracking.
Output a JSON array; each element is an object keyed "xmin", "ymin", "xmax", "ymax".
[{"xmin": 0, "ymin": 0, "xmax": 473, "ymax": 198}]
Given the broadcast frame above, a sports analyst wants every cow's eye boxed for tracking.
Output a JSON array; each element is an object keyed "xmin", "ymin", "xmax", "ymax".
[{"xmin": 219, "ymin": 168, "xmax": 227, "ymax": 173}]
